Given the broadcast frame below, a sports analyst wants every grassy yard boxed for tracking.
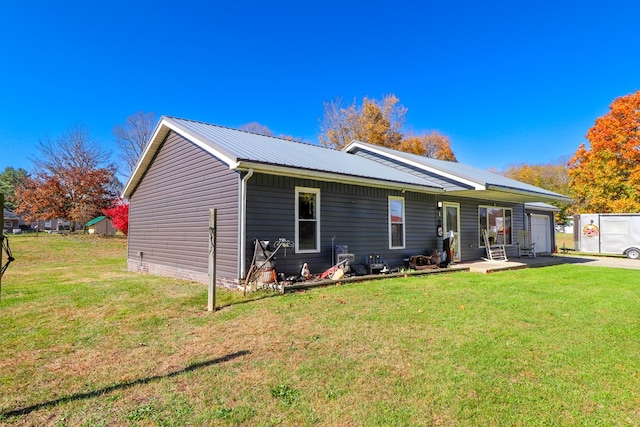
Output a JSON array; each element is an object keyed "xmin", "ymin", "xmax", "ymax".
[
  {"xmin": 1, "ymin": 234, "xmax": 639, "ymax": 426},
  {"xmin": 555, "ymin": 232, "xmax": 574, "ymax": 250}
]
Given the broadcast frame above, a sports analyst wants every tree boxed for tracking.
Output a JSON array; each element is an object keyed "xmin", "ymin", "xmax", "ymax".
[
  {"xmin": 398, "ymin": 131, "xmax": 457, "ymax": 161},
  {"xmin": 103, "ymin": 198, "xmax": 129, "ymax": 235},
  {"xmin": 113, "ymin": 111, "xmax": 156, "ymax": 177},
  {"xmin": 15, "ymin": 173, "xmax": 67, "ymax": 226},
  {"xmin": 0, "ymin": 167, "xmax": 29, "ymax": 211},
  {"xmin": 568, "ymin": 91, "xmax": 640, "ymax": 213},
  {"xmin": 15, "ymin": 126, "xmax": 117, "ymax": 229},
  {"xmin": 239, "ymin": 122, "xmax": 274, "ymax": 136},
  {"xmin": 318, "ymin": 94, "xmax": 457, "ymax": 161},
  {"xmin": 503, "ymin": 160, "xmax": 570, "ymax": 196},
  {"xmin": 503, "ymin": 159, "xmax": 573, "ymax": 224},
  {"xmin": 239, "ymin": 122, "xmax": 302, "ymax": 142},
  {"xmin": 319, "ymin": 94, "xmax": 406, "ymax": 150}
]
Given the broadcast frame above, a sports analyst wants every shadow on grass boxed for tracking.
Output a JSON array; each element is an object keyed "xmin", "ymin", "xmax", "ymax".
[
  {"xmin": 1, "ymin": 350, "xmax": 250, "ymax": 419},
  {"xmin": 215, "ymin": 290, "xmax": 284, "ymax": 310}
]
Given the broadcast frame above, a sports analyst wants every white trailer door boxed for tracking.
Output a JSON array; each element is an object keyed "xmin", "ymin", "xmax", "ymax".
[
  {"xmin": 600, "ymin": 216, "xmax": 631, "ymax": 255},
  {"xmin": 531, "ymin": 214, "xmax": 550, "ymax": 254}
]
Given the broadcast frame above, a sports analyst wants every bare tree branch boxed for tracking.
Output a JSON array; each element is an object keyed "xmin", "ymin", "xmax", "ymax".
[{"xmin": 113, "ymin": 112, "xmax": 156, "ymax": 176}]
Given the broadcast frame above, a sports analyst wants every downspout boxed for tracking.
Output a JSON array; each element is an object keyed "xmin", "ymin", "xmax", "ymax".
[{"xmin": 239, "ymin": 169, "xmax": 254, "ymax": 279}]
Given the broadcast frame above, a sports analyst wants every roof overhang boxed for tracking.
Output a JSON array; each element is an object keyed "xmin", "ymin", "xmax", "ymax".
[
  {"xmin": 344, "ymin": 140, "xmax": 574, "ymax": 205},
  {"xmin": 525, "ymin": 202, "xmax": 561, "ymax": 212},
  {"xmin": 445, "ymin": 186, "xmax": 573, "ymax": 204},
  {"xmin": 234, "ymin": 161, "xmax": 445, "ymax": 195}
]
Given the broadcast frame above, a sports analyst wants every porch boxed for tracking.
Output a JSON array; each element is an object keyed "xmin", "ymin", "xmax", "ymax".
[{"xmin": 458, "ymin": 255, "xmax": 566, "ymax": 274}]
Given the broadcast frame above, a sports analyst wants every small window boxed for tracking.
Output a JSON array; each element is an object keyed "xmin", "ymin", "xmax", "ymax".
[
  {"xmin": 479, "ymin": 206, "xmax": 512, "ymax": 246},
  {"xmin": 389, "ymin": 196, "xmax": 405, "ymax": 249},
  {"xmin": 295, "ymin": 187, "xmax": 320, "ymax": 253},
  {"xmin": 4, "ymin": 220, "xmax": 11, "ymax": 228}
]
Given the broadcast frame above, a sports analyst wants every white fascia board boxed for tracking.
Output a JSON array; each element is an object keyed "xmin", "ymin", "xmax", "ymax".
[
  {"xmin": 235, "ymin": 161, "xmax": 445, "ymax": 195},
  {"xmin": 344, "ymin": 142, "xmax": 485, "ymax": 190}
]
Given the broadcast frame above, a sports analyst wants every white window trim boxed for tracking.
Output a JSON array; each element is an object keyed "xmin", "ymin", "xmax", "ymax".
[
  {"xmin": 479, "ymin": 205, "xmax": 513, "ymax": 247},
  {"xmin": 295, "ymin": 186, "xmax": 321, "ymax": 253},
  {"xmin": 388, "ymin": 195, "xmax": 406, "ymax": 249}
]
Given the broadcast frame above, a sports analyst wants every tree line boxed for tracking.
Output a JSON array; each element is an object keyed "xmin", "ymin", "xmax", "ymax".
[{"xmin": 2, "ymin": 90, "xmax": 640, "ymax": 232}]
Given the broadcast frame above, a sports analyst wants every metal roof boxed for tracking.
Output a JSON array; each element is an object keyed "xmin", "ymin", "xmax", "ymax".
[
  {"xmin": 123, "ymin": 116, "xmax": 445, "ymax": 198},
  {"xmin": 344, "ymin": 141, "xmax": 573, "ymax": 204},
  {"xmin": 123, "ymin": 116, "xmax": 573, "ymax": 204},
  {"xmin": 86, "ymin": 215, "xmax": 107, "ymax": 227},
  {"xmin": 3, "ymin": 209, "xmax": 19, "ymax": 220},
  {"xmin": 525, "ymin": 202, "xmax": 560, "ymax": 212}
]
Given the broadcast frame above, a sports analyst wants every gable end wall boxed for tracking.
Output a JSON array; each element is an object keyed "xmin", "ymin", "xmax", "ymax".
[{"xmin": 127, "ymin": 131, "xmax": 240, "ymax": 287}]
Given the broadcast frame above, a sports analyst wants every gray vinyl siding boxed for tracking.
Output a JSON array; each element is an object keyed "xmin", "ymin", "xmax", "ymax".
[
  {"xmin": 437, "ymin": 196, "xmax": 525, "ymax": 260},
  {"xmin": 127, "ymin": 131, "xmax": 240, "ymax": 284},
  {"xmin": 245, "ymin": 173, "xmax": 439, "ymax": 277}
]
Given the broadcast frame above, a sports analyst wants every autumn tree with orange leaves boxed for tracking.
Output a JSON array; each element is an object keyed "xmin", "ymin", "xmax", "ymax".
[
  {"xmin": 568, "ymin": 91, "xmax": 640, "ymax": 213},
  {"xmin": 319, "ymin": 94, "xmax": 457, "ymax": 161},
  {"xmin": 503, "ymin": 160, "xmax": 572, "ymax": 224},
  {"xmin": 15, "ymin": 126, "xmax": 118, "ymax": 229},
  {"xmin": 398, "ymin": 131, "xmax": 457, "ymax": 161}
]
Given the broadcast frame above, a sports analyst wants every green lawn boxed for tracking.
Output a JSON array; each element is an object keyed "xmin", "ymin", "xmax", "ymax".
[
  {"xmin": 1, "ymin": 234, "xmax": 639, "ymax": 426},
  {"xmin": 556, "ymin": 232, "xmax": 573, "ymax": 250}
]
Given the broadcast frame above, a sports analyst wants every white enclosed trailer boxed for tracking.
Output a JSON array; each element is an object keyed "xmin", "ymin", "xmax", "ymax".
[{"xmin": 573, "ymin": 214, "xmax": 640, "ymax": 259}]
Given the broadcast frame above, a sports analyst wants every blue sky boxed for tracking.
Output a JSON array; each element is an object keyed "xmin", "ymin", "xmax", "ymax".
[{"xmin": 1, "ymin": 1, "xmax": 639, "ymax": 180}]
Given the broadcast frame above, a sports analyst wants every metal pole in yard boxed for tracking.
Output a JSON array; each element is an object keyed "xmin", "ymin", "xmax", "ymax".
[{"xmin": 208, "ymin": 208, "xmax": 217, "ymax": 312}]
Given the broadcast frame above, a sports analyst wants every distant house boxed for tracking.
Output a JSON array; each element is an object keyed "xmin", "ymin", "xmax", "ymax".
[
  {"xmin": 3, "ymin": 209, "xmax": 20, "ymax": 233},
  {"xmin": 86, "ymin": 216, "xmax": 117, "ymax": 236},
  {"xmin": 122, "ymin": 116, "xmax": 572, "ymax": 289},
  {"xmin": 32, "ymin": 219, "xmax": 83, "ymax": 233}
]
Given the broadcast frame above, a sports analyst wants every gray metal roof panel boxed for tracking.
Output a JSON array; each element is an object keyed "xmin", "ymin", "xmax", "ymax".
[
  {"xmin": 345, "ymin": 141, "xmax": 572, "ymax": 202},
  {"xmin": 164, "ymin": 117, "xmax": 444, "ymax": 190}
]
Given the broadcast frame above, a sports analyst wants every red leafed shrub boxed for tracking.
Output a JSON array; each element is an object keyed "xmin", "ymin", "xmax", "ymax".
[{"xmin": 103, "ymin": 199, "xmax": 129, "ymax": 235}]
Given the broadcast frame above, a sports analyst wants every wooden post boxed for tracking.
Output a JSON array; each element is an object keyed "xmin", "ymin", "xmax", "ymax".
[{"xmin": 208, "ymin": 209, "xmax": 217, "ymax": 312}]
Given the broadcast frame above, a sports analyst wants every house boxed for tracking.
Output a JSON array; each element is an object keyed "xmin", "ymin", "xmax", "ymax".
[
  {"xmin": 86, "ymin": 215, "xmax": 117, "ymax": 236},
  {"xmin": 3, "ymin": 209, "xmax": 20, "ymax": 234},
  {"xmin": 122, "ymin": 116, "xmax": 572, "ymax": 289},
  {"xmin": 32, "ymin": 218, "xmax": 82, "ymax": 233}
]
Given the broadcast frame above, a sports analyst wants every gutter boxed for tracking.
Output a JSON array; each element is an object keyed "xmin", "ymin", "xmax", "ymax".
[{"xmin": 239, "ymin": 168, "xmax": 254, "ymax": 279}]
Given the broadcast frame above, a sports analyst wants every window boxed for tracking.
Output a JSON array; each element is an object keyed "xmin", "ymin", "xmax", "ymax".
[
  {"xmin": 4, "ymin": 220, "xmax": 11, "ymax": 228},
  {"xmin": 389, "ymin": 196, "xmax": 405, "ymax": 249},
  {"xmin": 295, "ymin": 187, "xmax": 320, "ymax": 253},
  {"xmin": 479, "ymin": 206, "xmax": 512, "ymax": 246}
]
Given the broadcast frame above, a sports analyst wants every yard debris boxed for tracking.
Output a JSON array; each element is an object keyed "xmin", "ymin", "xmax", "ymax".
[
  {"xmin": 318, "ymin": 259, "xmax": 348, "ymax": 280},
  {"xmin": 408, "ymin": 250, "xmax": 441, "ymax": 270},
  {"xmin": 300, "ymin": 263, "xmax": 311, "ymax": 280}
]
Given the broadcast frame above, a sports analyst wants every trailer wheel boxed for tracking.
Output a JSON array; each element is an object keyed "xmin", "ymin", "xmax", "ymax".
[{"xmin": 626, "ymin": 248, "xmax": 640, "ymax": 260}]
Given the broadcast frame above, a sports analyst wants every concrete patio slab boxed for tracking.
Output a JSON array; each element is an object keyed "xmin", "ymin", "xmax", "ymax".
[{"xmin": 457, "ymin": 254, "xmax": 640, "ymax": 273}]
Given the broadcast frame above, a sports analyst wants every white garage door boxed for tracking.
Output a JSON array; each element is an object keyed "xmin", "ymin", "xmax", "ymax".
[{"xmin": 531, "ymin": 215, "xmax": 551, "ymax": 254}]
